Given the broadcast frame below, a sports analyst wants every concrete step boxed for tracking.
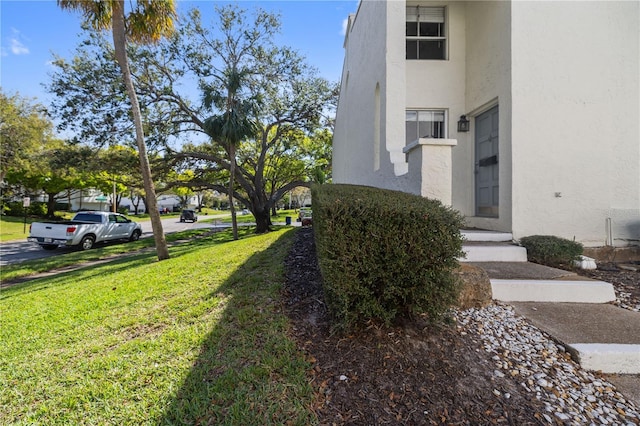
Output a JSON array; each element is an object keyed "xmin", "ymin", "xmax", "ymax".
[
  {"xmin": 462, "ymin": 230, "xmax": 513, "ymax": 242},
  {"xmin": 460, "ymin": 243, "xmax": 528, "ymax": 262},
  {"xmin": 491, "ymin": 279, "xmax": 616, "ymax": 303},
  {"xmin": 510, "ymin": 302, "xmax": 640, "ymax": 374},
  {"xmin": 469, "ymin": 261, "xmax": 575, "ymax": 280}
]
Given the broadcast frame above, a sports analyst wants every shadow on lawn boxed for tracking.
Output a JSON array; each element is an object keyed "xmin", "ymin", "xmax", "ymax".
[{"xmin": 158, "ymin": 228, "xmax": 315, "ymax": 425}]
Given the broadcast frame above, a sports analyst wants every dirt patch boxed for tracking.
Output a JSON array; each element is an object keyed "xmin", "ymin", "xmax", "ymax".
[
  {"xmin": 283, "ymin": 228, "xmax": 549, "ymax": 425},
  {"xmin": 576, "ymin": 262, "xmax": 640, "ymax": 311}
]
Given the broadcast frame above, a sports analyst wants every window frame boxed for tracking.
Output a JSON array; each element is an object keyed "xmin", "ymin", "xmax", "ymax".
[
  {"xmin": 406, "ymin": 6, "xmax": 447, "ymax": 60},
  {"xmin": 405, "ymin": 109, "xmax": 448, "ymax": 144}
]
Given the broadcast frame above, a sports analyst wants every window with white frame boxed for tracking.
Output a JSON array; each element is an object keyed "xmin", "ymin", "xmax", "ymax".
[
  {"xmin": 406, "ymin": 110, "xmax": 446, "ymax": 144},
  {"xmin": 406, "ymin": 6, "xmax": 446, "ymax": 60}
]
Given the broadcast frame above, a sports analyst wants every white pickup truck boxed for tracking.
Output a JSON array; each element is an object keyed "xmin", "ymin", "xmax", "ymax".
[{"xmin": 28, "ymin": 211, "xmax": 143, "ymax": 251}]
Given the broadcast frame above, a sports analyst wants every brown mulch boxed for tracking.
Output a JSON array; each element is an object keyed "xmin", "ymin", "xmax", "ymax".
[
  {"xmin": 283, "ymin": 228, "xmax": 549, "ymax": 425},
  {"xmin": 576, "ymin": 262, "xmax": 640, "ymax": 311}
]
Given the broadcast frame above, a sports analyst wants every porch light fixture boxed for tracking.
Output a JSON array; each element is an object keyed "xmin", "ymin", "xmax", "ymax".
[{"xmin": 457, "ymin": 115, "xmax": 470, "ymax": 132}]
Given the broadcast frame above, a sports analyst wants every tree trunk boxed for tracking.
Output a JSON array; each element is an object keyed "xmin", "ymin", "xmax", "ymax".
[
  {"xmin": 111, "ymin": 1, "xmax": 169, "ymax": 260},
  {"xmin": 229, "ymin": 143, "xmax": 238, "ymax": 240},
  {"xmin": 254, "ymin": 207, "xmax": 271, "ymax": 234},
  {"xmin": 46, "ymin": 193, "xmax": 56, "ymax": 219},
  {"xmin": 131, "ymin": 193, "xmax": 141, "ymax": 215},
  {"xmin": 271, "ymin": 206, "xmax": 277, "ymax": 217}
]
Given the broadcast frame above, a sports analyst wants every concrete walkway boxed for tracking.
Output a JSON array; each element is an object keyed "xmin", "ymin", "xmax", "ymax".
[{"xmin": 471, "ymin": 261, "xmax": 640, "ymax": 407}]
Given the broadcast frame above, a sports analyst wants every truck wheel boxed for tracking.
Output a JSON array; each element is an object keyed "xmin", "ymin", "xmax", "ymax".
[
  {"xmin": 129, "ymin": 230, "xmax": 141, "ymax": 242},
  {"xmin": 41, "ymin": 244, "xmax": 57, "ymax": 250},
  {"xmin": 80, "ymin": 235, "xmax": 95, "ymax": 251}
]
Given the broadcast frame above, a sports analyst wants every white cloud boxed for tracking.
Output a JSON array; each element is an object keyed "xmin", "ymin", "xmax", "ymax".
[
  {"xmin": 10, "ymin": 37, "xmax": 29, "ymax": 55},
  {"xmin": 7, "ymin": 28, "xmax": 30, "ymax": 55}
]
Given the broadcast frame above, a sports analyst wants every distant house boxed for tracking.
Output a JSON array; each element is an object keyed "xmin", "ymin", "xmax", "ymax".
[
  {"xmin": 333, "ymin": 0, "xmax": 639, "ymax": 247},
  {"xmin": 68, "ymin": 190, "xmax": 199, "ymax": 214}
]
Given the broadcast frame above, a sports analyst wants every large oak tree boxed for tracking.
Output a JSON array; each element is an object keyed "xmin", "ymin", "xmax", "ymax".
[{"xmin": 49, "ymin": 5, "xmax": 337, "ymax": 234}]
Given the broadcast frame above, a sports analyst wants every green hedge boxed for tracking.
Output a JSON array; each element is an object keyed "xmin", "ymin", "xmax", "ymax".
[
  {"xmin": 312, "ymin": 184, "xmax": 465, "ymax": 331},
  {"xmin": 2, "ymin": 201, "xmax": 47, "ymax": 217},
  {"xmin": 519, "ymin": 235, "xmax": 583, "ymax": 268}
]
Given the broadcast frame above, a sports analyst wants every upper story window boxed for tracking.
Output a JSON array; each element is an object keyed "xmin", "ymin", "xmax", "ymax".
[
  {"xmin": 406, "ymin": 6, "xmax": 446, "ymax": 60},
  {"xmin": 406, "ymin": 110, "xmax": 446, "ymax": 144}
]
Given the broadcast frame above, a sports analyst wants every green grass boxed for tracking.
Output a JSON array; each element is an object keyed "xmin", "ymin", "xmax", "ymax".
[
  {"xmin": 218, "ymin": 209, "xmax": 299, "ymax": 224},
  {"xmin": 0, "ymin": 229, "xmax": 211, "ymax": 283},
  {"xmin": 0, "ymin": 228, "xmax": 316, "ymax": 425},
  {"xmin": 0, "ymin": 215, "xmax": 42, "ymax": 242}
]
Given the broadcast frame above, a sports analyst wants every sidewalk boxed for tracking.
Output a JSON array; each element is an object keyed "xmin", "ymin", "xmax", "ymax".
[{"xmin": 471, "ymin": 261, "xmax": 640, "ymax": 407}]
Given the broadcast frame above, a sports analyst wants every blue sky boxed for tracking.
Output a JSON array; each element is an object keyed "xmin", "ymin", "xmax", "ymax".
[{"xmin": 1, "ymin": 0, "xmax": 357, "ymax": 104}]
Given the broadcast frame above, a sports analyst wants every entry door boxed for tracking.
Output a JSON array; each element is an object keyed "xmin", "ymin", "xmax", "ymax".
[{"xmin": 475, "ymin": 106, "xmax": 499, "ymax": 217}]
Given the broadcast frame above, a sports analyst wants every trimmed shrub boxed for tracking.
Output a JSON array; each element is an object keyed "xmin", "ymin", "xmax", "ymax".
[
  {"xmin": 29, "ymin": 202, "xmax": 48, "ymax": 217},
  {"xmin": 519, "ymin": 235, "xmax": 583, "ymax": 268},
  {"xmin": 3, "ymin": 201, "xmax": 25, "ymax": 217},
  {"xmin": 312, "ymin": 184, "xmax": 465, "ymax": 331},
  {"xmin": 2, "ymin": 201, "xmax": 46, "ymax": 217}
]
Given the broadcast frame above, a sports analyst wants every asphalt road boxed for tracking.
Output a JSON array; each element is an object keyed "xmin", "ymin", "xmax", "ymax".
[{"xmin": 0, "ymin": 217, "xmax": 228, "ymax": 267}]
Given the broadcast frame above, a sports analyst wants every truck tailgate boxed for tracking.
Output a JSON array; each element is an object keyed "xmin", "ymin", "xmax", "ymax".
[{"xmin": 30, "ymin": 222, "xmax": 72, "ymax": 239}]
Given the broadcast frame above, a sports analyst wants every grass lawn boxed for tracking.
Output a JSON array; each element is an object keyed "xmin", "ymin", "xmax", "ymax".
[
  {"xmin": 218, "ymin": 209, "xmax": 300, "ymax": 225},
  {"xmin": 0, "ymin": 228, "xmax": 315, "ymax": 425},
  {"xmin": 0, "ymin": 215, "xmax": 42, "ymax": 242},
  {"xmin": 0, "ymin": 229, "xmax": 210, "ymax": 283}
]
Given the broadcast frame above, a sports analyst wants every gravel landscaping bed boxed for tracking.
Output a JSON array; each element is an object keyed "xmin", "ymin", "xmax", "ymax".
[{"xmin": 284, "ymin": 228, "xmax": 640, "ymax": 425}]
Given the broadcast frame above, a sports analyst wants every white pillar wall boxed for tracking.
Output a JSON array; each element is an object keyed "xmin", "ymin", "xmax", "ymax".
[{"xmin": 404, "ymin": 138, "xmax": 457, "ymax": 205}]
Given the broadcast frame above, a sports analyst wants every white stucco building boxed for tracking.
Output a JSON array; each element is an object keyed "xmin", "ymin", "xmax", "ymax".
[
  {"xmin": 66, "ymin": 190, "xmax": 199, "ymax": 214},
  {"xmin": 333, "ymin": 0, "xmax": 640, "ymax": 247}
]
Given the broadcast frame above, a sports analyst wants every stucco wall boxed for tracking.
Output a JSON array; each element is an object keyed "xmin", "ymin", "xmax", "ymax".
[
  {"xmin": 333, "ymin": 0, "xmax": 404, "ymax": 189},
  {"xmin": 334, "ymin": 0, "xmax": 459, "ymax": 195},
  {"xmin": 333, "ymin": 0, "xmax": 639, "ymax": 246},
  {"xmin": 510, "ymin": 1, "xmax": 640, "ymax": 246},
  {"xmin": 462, "ymin": 0, "xmax": 513, "ymax": 232},
  {"xmin": 404, "ymin": 1, "xmax": 467, "ymax": 204},
  {"xmin": 333, "ymin": 1, "xmax": 383, "ymax": 186}
]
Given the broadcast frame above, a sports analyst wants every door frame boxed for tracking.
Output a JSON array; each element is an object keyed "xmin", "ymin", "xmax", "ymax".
[{"xmin": 474, "ymin": 105, "xmax": 499, "ymax": 217}]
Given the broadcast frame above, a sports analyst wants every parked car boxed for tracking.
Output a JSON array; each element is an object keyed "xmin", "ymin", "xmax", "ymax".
[
  {"xmin": 28, "ymin": 211, "xmax": 142, "ymax": 251},
  {"xmin": 298, "ymin": 207, "xmax": 313, "ymax": 226},
  {"xmin": 180, "ymin": 209, "xmax": 198, "ymax": 222},
  {"xmin": 297, "ymin": 207, "xmax": 312, "ymax": 222}
]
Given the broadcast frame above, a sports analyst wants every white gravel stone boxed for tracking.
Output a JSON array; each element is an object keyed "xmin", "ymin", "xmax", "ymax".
[{"xmin": 454, "ymin": 303, "xmax": 640, "ymax": 424}]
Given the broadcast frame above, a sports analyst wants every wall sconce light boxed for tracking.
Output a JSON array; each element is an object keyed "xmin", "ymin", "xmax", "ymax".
[{"xmin": 457, "ymin": 115, "xmax": 470, "ymax": 132}]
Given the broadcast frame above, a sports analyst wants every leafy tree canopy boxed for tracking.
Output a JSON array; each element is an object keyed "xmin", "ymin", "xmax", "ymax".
[
  {"xmin": 0, "ymin": 91, "xmax": 53, "ymax": 182},
  {"xmin": 47, "ymin": 4, "xmax": 337, "ymax": 233}
]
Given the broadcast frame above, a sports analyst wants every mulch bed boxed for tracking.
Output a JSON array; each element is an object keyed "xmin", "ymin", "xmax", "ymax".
[
  {"xmin": 576, "ymin": 262, "xmax": 640, "ymax": 310},
  {"xmin": 283, "ymin": 228, "xmax": 550, "ymax": 425}
]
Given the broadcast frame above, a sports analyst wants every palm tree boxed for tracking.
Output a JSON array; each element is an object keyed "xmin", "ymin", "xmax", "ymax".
[
  {"xmin": 58, "ymin": 0, "xmax": 175, "ymax": 260},
  {"xmin": 203, "ymin": 67, "xmax": 257, "ymax": 241}
]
